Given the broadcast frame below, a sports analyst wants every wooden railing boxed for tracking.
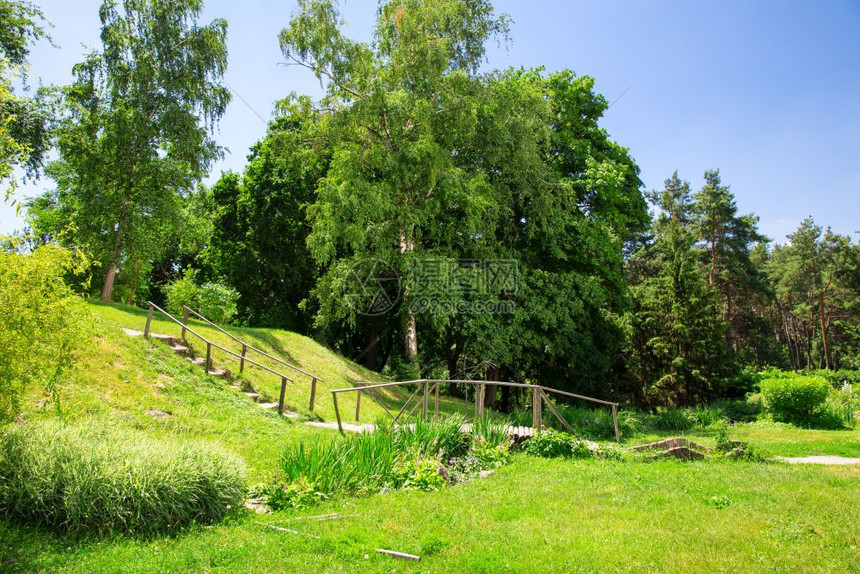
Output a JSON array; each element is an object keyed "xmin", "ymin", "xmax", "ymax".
[
  {"xmin": 144, "ymin": 301, "xmax": 296, "ymax": 415},
  {"xmin": 330, "ymin": 379, "xmax": 621, "ymax": 443},
  {"xmin": 180, "ymin": 305, "xmax": 323, "ymax": 411}
]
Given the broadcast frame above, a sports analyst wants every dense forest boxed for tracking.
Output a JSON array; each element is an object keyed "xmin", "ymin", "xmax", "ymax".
[{"xmin": 6, "ymin": 0, "xmax": 860, "ymax": 409}]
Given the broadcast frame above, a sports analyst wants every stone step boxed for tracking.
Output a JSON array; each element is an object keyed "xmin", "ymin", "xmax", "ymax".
[
  {"xmin": 258, "ymin": 402, "xmax": 279, "ymax": 410},
  {"xmin": 230, "ymin": 385, "xmax": 242, "ymax": 391},
  {"xmin": 169, "ymin": 345, "xmax": 189, "ymax": 354},
  {"xmin": 188, "ymin": 357, "xmax": 206, "ymax": 366},
  {"xmin": 207, "ymin": 369, "xmax": 228, "ymax": 378},
  {"xmin": 151, "ymin": 333, "xmax": 181, "ymax": 346},
  {"xmin": 244, "ymin": 392, "xmax": 261, "ymax": 401}
]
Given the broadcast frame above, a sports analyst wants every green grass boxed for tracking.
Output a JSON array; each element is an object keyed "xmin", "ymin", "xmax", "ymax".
[
  {"xmin": 7, "ymin": 300, "xmax": 860, "ymax": 571},
  {"xmin": 2, "ymin": 455, "xmax": 858, "ymax": 572}
]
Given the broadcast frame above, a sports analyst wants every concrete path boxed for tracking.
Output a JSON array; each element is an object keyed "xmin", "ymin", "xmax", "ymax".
[{"xmin": 779, "ymin": 456, "xmax": 860, "ymax": 465}]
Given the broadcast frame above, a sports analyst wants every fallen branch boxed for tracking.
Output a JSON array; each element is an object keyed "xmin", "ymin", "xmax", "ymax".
[
  {"xmin": 283, "ymin": 513, "xmax": 358, "ymax": 522},
  {"xmin": 376, "ymin": 549, "xmax": 420, "ymax": 561}
]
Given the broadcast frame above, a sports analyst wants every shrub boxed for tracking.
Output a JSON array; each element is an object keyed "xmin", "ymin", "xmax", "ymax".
[
  {"xmin": 521, "ymin": 429, "xmax": 593, "ymax": 459},
  {"xmin": 0, "ymin": 243, "xmax": 90, "ymax": 420},
  {"xmin": 164, "ymin": 268, "xmax": 238, "ymax": 325},
  {"xmin": 0, "ymin": 420, "xmax": 246, "ymax": 535},
  {"xmin": 760, "ymin": 374, "xmax": 830, "ymax": 424},
  {"xmin": 253, "ymin": 476, "xmax": 326, "ymax": 510},
  {"xmin": 811, "ymin": 384, "xmax": 859, "ymax": 429}
]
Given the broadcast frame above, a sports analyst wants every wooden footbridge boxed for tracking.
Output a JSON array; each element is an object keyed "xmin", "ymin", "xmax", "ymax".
[{"xmin": 331, "ymin": 379, "xmax": 621, "ymax": 443}]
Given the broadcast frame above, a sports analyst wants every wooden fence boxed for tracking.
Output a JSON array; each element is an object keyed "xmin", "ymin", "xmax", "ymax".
[{"xmin": 330, "ymin": 379, "xmax": 621, "ymax": 442}]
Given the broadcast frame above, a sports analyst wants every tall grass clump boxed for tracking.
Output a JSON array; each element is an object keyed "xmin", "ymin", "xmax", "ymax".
[
  {"xmin": 265, "ymin": 416, "xmax": 509, "ymax": 509},
  {"xmin": 0, "ymin": 420, "xmax": 246, "ymax": 535}
]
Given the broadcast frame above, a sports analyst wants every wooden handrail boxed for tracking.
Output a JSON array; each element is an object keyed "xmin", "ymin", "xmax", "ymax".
[
  {"xmin": 331, "ymin": 378, "xmax": 621, "ymax": 442},
  {"xmin": 145, "ymin": 302, "xmax": 295, "ymax": 414},
  {"xmin": 182, "ymin": 305, "xmax": 322, "ymax": 383}
]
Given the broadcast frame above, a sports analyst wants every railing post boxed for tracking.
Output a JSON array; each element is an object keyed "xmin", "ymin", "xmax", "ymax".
[
  {"xmin": 333, "ymin": 393, "xmax": 344, "ymax": 434},
  {"xmin": 532, "ymin": 387, "xmax": 542, "ymax": 432},
  {"xmin": 205, "ymin": 342, "xmax": 212, "ymax": 372},
  {"xmin": 612, "ymin": 403, "xmax": 621, "ymax": 444},
  {"xmin": 422, "ymin": 382, "xmax": 429, "ymax": 420},
  {"xmin": 354, "ymin": 388, "xmax": 362, "ymax": 422},
  {"xmin": 181, "ymin": 306, "xmax": 190, "ymax": 341},
  {"xmin": 278, "ymin": 377, "xmax": 287, "ymax": 415},
  {"xmin": 144, "ymin": 303, "xmax": 154, "ymax": 338},
  {"xmin": 240, "ymin": 344, "xmax": 247, "ymax": 374},
  {"xmin": 308, "ymin": 377, "xmax": 317, "ymax": 411},
  {"xmin": 475, "ymin": 383, "xmax": 485, "ymax": 419},
  {"xmin": 434, "ymin": 382, "xmax": 440, "ymax": 419}
]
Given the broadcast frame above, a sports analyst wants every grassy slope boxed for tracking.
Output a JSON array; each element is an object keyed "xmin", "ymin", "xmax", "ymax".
[{"xmin": 89, "ymin": 301, "xmax": 474, "ymax": 422}]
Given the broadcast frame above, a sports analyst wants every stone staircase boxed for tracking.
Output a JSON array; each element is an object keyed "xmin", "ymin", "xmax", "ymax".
[{"xmin": 126, "ymin": 328, "xmax": 298, "ymax": 417}]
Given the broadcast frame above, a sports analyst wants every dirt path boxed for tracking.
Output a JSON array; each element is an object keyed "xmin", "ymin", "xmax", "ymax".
[{"xmin": 779, "ymin": 456, "xmax": 860, "ymax": 465}]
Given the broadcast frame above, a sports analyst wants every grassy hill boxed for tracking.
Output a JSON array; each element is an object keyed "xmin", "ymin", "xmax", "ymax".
[
  {"xmin": 18, "ymin": 300, "xmax": 473, "ymax": 482},
  {"xmin": 6, "ymin": 301, "xmax": 860, "ymax": 573}
]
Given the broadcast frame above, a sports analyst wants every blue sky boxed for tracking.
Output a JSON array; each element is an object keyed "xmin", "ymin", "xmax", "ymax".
[{"xmin": 5, "ymin": 0, "xmax": 859, "ymax": 242}]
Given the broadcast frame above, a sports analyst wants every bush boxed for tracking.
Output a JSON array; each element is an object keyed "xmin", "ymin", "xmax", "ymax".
[
  {"xmin": 811, "ymin": 384, "xmax": 859, "ymax": 429},
  {"xmin": 164, "ymin": 268, "xmax": 238, "ymax": 325},
  {"xmin": 0, "ymin": 420, "xmax": 246, "ymax": 535},
  {"xmin": 0, "ymin": 243, "xmax": 90, "ymax": 420},
  {"xmin": 760, "ymin": 373, "xmax": 830, "ymax": 424},
  {"xmin": 521, "ymin": 429, "xmax": 593, "ymax": 459}
]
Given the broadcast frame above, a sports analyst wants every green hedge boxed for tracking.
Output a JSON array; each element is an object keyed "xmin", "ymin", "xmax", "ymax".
[
  {"xmin": 0, "ymin": 420, "xmax": 246, "ymax": 535},
  {"xmin": 760, "ymin": 373, "xmax": 830, "ymax": 424}
]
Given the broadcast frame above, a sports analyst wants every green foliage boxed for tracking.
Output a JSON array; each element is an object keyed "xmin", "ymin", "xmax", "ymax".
[
  {"xmin": 542, "ymin": 404, "xmax": 642, "ymax": 441},
  {"xmin": 812, "ymin": 384, "xmax": 858, "ymax": 429},
  {"xmin": 163, "ymin": 267, "xmax": 238, "ymax": 325},
  {"xmin": 0, "ymin": 0, "xmax": 51, "ymax": 199},
  {"xmin": 521, "ymin": 429, "xmax": 593, "ymax": 459},
  {"xmin": 710, "ymin": 397, "xmax": 762, "ymax": 423},
  {"xmin": 252, "ymin": 476, "xmax": 326, "ymax": 511},
  {"xmin": 206, "ymin": 107, "xmax": 325, "ymax": 332},
  {"xmin": 41, "ymin": 0, "xmax": 230, "ymax": 301},
  {"xmin": 276, "ymin": 416, "xmax": 508, "ymax": 505},
  {"xmin": 393, "ymin": 453, "xmax": 446, "ymax": 492},
  {"xmin": 760, "ymin": 373, "xmax": 830, "ymax": 424},
  {"xmin": 0, "ymin": 243, "xmax": 89, "ymax": 420},
  {"xmin": 651, "ymin": 408, "xmax": 698, "ymax": 432},
  {"xmin": 0, "ymin": 420, "xmax": 246, "ymax": 535}
]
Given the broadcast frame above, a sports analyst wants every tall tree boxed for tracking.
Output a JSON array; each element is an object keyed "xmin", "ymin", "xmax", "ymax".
[
  {"xmin": 766, "ymin": 218, "xmax": 859, "ymax": 370},
  {"xmin": 281, "ymin": 0, "xmax": 509, "ymax": 374},
  {"xmin": 692, "ymin": 169, "xmax": 770, "ymax": 358},
  {"xmin": 0, "ymin": 0, "xmax": 51, "ymax": 198},
  {"xmin": 206, "ymin": 100, "xmax": 327, "ymax": 331},
  {"xmin": 43, "ymin": 0, "xmax": 229, "ymax": 301},
  {"xmin": 627, "ymin": 172, "xmax": 731, "ymax": 406}
]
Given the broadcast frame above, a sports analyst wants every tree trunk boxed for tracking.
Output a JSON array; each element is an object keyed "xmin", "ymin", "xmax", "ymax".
[
  {"xmin": 100, "ymin": 195, "xmax": 131, "ymax": 302},
  {"xmin": 399, "ymin": 227, "xmax": 419, "ymax": 373},
  {"xmin": 818, "ymin": 292, "xmax": 831, "ymax": 370},
  {"xmin": 484, "ymin": 364, "xmax": 498, "ymax": 409}
]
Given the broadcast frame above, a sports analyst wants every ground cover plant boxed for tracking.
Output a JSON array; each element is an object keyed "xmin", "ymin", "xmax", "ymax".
[
  {"xmin": 0, "ymin": 420, "xmax": 246, "ymax": 535},
  {"xmin": 258, "ymin": 415, "xmax": 511, "ymax": 509}
]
